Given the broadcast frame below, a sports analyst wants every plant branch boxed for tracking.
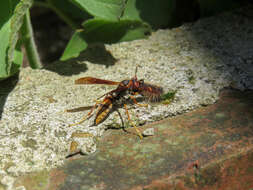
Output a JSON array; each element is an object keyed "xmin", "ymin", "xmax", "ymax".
[{"xmin": 21, "ymin": 11, "xmax": 42, "ymax": 69}]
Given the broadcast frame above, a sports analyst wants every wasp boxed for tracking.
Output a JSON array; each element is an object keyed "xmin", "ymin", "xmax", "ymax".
[{"xmin": 66, "ymin": 67, "xmax": 163, "ymax": 154}]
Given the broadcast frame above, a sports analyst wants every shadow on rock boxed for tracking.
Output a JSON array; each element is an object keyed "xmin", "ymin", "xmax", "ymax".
[
  {"xmin": 0, "ymin": 73, "xmax": 19, "ymax": 119},
  {"xmin": 43, "ymin": 61, "xmax": 88, "ymax": 76},
  {"xmin": 79, "ymin": 44, "xmax": 118, "ymax": 68},
  {"xmin": 44, "ymin": 44, "xmax": 117, "ymax": 76},
  {"xmin": 187, "ymin": 4, "xmax": 253, "ymax": 90}
]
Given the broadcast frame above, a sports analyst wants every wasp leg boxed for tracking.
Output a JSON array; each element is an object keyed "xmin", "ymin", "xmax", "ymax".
[
  {"xmin": 65, "ymin": 106, "xmax": 93, "ymax": 113},
  {"xmin": 94, "ymin": 99, "xmax": 104, "ymax": 104},
  {"xmin": 124, "ymin": 104, "xmax": 143, "ymax": 139},
  {"xmin": 69, "ymin": 132, "xmax": 94, "ymax": 154},
  {"xmin": 130, "ymin": 95, "xmax": 148, "ymax": 107},
  {"xmin": 69, "ymin": 104, "xmax": 98, "ymax": 127}
]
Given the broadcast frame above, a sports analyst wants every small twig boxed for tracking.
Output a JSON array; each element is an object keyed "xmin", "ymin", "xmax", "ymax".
[{"xmin": 21, "ymin": 11, "xmax": 42, "ymax": 69}]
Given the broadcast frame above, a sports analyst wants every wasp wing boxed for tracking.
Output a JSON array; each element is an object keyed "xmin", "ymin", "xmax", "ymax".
[{"xmin": 75, "ymin": 77, "xmax": 120, "ymax": 85}]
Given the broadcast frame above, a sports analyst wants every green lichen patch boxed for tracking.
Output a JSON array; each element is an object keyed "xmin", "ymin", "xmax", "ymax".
[{"xmin": 161, "ymin": 91, "xmax": 176, "ymax": 105}]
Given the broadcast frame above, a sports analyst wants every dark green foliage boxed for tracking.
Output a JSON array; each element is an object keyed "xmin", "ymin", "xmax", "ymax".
[{"xmin": 0, "ymin": 0, "xmax": 31, "ymax": 80}]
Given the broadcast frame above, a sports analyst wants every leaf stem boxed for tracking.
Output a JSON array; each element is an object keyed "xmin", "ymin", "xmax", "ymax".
[
  {"xmin": 21, "ymin": 11, "xmax": 42, "ymax": 69},
  {"xmin": 34, "ymin": 0, "xmax": 79, "ymax": 30}
]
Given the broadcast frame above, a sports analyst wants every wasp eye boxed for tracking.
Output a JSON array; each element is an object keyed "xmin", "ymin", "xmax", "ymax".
[{"xmin": 122, "ymin": 80, "xmax": 129, "ymax": 86}]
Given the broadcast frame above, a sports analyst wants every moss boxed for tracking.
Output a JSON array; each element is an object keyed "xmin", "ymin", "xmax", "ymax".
[{"xmin": 161, "ymin": 91, "xmax": 176, "ymax": 105}]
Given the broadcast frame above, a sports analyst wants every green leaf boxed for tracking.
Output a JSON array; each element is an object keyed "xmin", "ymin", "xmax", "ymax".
[
  {"xmin": 0, "ymin": 1, "xmax": 13, "ymax": 80},
  {"xmin": 60, "ymin": 31, "xmax": 88, "ymax": 61},
  {"xmin": 81, "ymin": 18, "xmax": 150, "ymax": 43},
  {"xmin": 122, "ymin": 0, "xmax": 174, "ymax": 29},
  {"xmin": 50, "ymin": 0, "xmax": 92, "ymax": 20},
  {"xmin": 0, "ymin": 0, "xmax": 20, "ymax": 27},
  {"xmin": 7, "ymin": 0, "xmax": 33, "ymax": 74},
  {"xmin": 61, "ymin": 18, "xmax": 150, "ymax": 60},
  {"xmin": 0, "ymin": 20, "xmax": 11, "ymax": 80},
  {"xmin": 0, "ymin": 0, "xmax": 32, "ymax": 80},
  {"xmin": 0, "ymin": 1, "xmax": 10, "ymax": 27},
  {"xmin": 70, "ymin": 0, "xmax": 126, "ymax": 21}
]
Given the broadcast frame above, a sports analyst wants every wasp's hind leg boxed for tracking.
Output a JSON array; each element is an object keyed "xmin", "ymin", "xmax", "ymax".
[
  {"xmin": 124, "ymin": 104, "xmax": 143, "ymax": 139},
  {"xmin": 68, "ymin": 103, "xmax": 98, "ymax": 127}
]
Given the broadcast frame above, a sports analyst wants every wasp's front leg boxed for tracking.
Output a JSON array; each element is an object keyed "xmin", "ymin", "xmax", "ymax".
[{"xmin": 130, "ymin": 95, "xmax": 148, "ymax": 107}]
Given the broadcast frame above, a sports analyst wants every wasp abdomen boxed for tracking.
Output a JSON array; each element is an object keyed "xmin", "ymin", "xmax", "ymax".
[
  {"xmin": 95, "ymin": 97, "xmax": 113, "ymax": 125},
  {"xmin": 139, "ymin": 83, "xmax": 163, "ymax": 102}
]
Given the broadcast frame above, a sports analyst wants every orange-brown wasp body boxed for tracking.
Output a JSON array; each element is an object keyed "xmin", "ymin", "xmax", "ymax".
[
  {"xmin": 67, "ymin": 67, "xmax": 163, "ymax": 138},
  {"xmin": 66, "ymin": 67, "xmax": 163, "ymax": 154}
]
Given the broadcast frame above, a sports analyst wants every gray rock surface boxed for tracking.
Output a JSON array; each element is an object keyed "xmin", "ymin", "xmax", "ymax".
[{"xmin": 0, "ymin": 6, "xmax": 252, "ymax": 181}]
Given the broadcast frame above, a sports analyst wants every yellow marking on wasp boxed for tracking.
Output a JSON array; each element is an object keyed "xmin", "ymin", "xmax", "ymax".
[{"xmin": 95, "ymin": 103, "xmax": 112, "ymax": 125}]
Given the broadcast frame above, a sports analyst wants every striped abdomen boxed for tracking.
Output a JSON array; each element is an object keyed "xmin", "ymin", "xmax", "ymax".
[
  {"xmin": 94, "ymin": 97, "xmax": 113, "ymax": 125},
  {"xmin": 139, "ymin": 83, "xmax": 163, "ymax": 102}
]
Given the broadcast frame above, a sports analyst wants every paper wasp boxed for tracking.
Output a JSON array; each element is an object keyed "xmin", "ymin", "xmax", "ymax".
[{"xmin": 66, "ymin": 67, "xmax": 163, "ymax": 153}]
